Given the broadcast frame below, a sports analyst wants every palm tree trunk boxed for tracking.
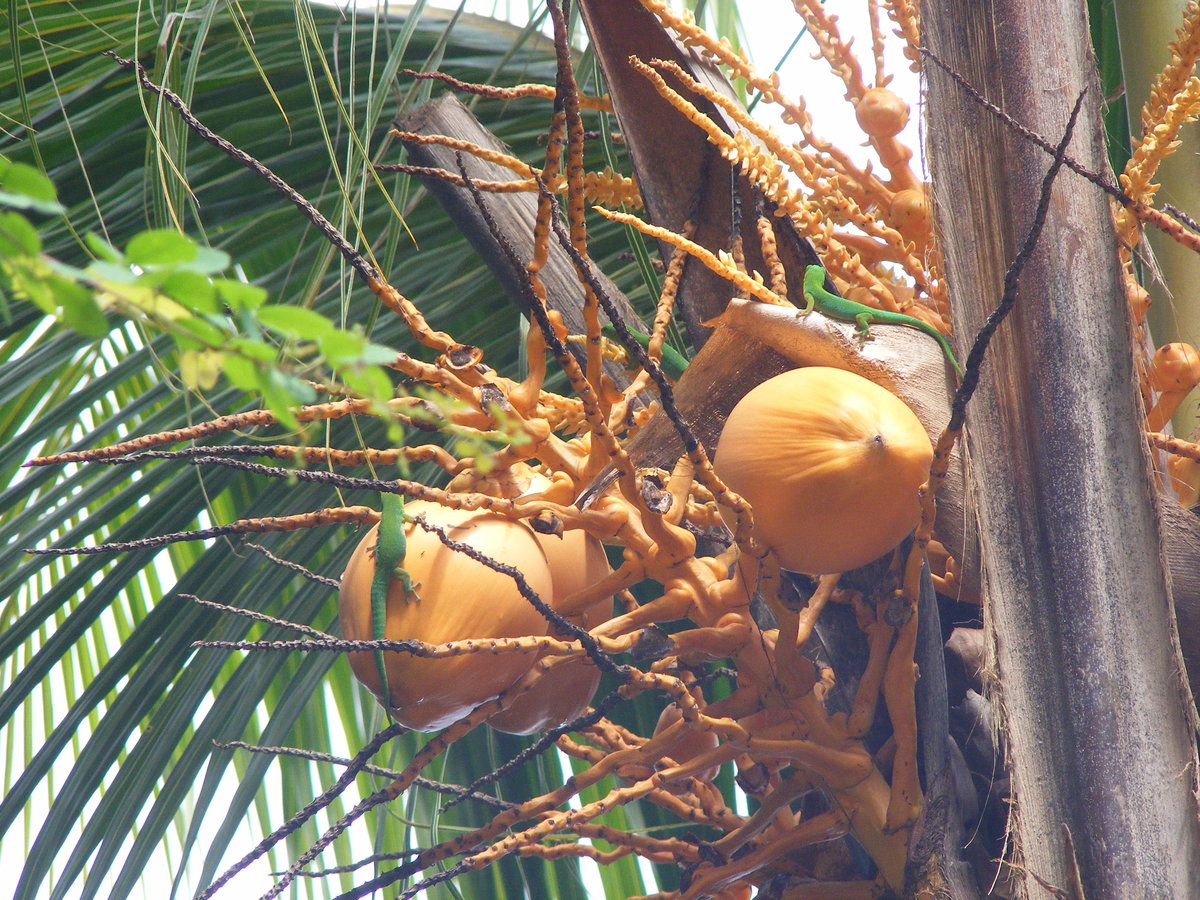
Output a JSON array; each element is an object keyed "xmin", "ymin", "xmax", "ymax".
[{"xmin": 924, "ymin": 1, "xmax": 1200, "ymax": 896}]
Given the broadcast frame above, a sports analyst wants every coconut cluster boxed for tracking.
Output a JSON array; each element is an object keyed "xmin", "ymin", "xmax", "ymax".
[{"xmin": 339, "ymin": 500, "xmax": 610, "ymax": 732}]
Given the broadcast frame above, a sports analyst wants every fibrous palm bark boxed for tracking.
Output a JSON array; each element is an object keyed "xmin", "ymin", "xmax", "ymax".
[{"xmin": 924, "ymin": 1, "xmax": 1200, "ymax": 895}]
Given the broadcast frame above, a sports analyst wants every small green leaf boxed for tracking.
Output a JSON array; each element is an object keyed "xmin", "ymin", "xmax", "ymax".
[
  {"xmin": 339, "ymin": 369, "xmax": 370, "ymax": 397},
  {"xmin": 215, "ymin": 279, "xmax": 267, "ymax": 310},
  {"xmin": 256, "ymin": 305, "xmax": 333, "ymax": 340},
  {"xmin": 186, "ymin": 245, "xmax": 232, "ymax": 275},
  {"xmin": 163, "ymin": 271, "xmax": 219, "ymax": 313},
  {"xmin": 272, "ymin": 370, "xmax": 317, "ymax": 406},
  {"xmin": 362, "ymin": 366, "xmax": 396, "ymax": 400},
  {"xmin": 227, "ymin": 336, "xmax": 279, "ymax": 362},
  {"xmin": 0, "ymin": 191, "xmax": 66, "ymax": 216},
  {"xmin": 0, "ymin": 211, "xmax": 41, "ymax": 255},
  {"xmin": 342, "ymin": 366, "xmax": 395, "ymax": 402},
  {"xmin": 0, "ymin": 159, "xmax": 57, "ymax": 201},
  {"xmin": 259, "ymin": 372, "xmax": 300, "ymax": 431},
  {"xmin": 10, "ymin": 264, "xmax": 56, "ymax": 313},
  {"xmin": 84, "ymin": 232, "xmax": 124, "ymax": 263},
  {"xmin": 221, "ymin": 354, "xmax": 259, "ymax": 391},
  {"xmin": 316, "ymin": 328, "xmax": 366, "ymax": 364},
  {"xmin": 126, "ymin": 230, "xmax": 199, "ymax": 267},
  {"xmin": 361, "ymin": 342, "xmax": 400, "ymax": 365},
  {"xmin": 175, "ymin": 315, "xmax": 227, "ymax": 346},
  {"xmin": 87, "ymin": 260, "xmax": 138, "ymax": 284},
  {"xmin": 54, "ymin": 280, "xmax": 107, "ymax": 337},
  {"xmin": 0, "ymin": 160, "xmax": 64, "ymax": 215}
]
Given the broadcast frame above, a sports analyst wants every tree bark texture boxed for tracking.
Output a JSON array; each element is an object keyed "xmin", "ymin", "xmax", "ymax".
[{"xmin": 924, "ymin": 2, "xmax": 1200, "ymax": 896}]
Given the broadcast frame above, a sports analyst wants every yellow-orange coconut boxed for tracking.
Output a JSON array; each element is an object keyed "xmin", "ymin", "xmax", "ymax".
[
  {"xmin": 339, "ymin": 500, "xmax": 554, "ymax": 731},
  {"xmin": 714, "ymin": 367, "xmax": 933, "ymax": 574},
  {"xmin": 488, "ymin": 527, "xmax": 611, "ymax": 734}
]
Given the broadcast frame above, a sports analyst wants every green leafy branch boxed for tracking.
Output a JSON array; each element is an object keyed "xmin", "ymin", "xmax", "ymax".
[
  {"xmin": 2, "ymin": 155, "xmax": 398, "ymax": 433},
  {"xmin": 2, "ymin": 155, "xmax": 533, "ymax": 466}
]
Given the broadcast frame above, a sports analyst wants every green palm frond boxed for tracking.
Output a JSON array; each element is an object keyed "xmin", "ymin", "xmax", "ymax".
[{"xmin": 1088, "ymin": 0, "xmax": 1133, "ymax": 178}]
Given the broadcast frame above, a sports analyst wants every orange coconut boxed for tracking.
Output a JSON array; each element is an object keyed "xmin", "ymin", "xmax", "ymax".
[
  {"xmin": 1147, "ymin": 342, "xmax": 1200, "ymax": 431},
  {"xmin": 888, "ymin": 187, "xmax": 929, "ymax": 240},
  {"xmin": 487, "ymin": 527, "xmax": 612, "ymax": 734},
  {"xmin": 339, "ymin": 500, "xmax": 554, "ymax": 731},
  {"xmin": 714, "ymin": 367, "xmax": 933, "ymax": 574}
]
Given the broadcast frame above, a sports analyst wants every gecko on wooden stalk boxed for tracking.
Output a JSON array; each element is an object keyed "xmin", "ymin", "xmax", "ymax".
[{"xmin": 803, "ymin": 264, "xmax": 963, "ymax": 377}]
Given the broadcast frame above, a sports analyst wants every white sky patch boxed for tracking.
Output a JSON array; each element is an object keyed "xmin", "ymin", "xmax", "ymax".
[{"xmin": 742, "ymin": 1, "xmax": 924, "ymax": 174}]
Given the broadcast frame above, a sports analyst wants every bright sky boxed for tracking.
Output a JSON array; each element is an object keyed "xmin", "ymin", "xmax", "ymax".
[{"xmin": 736, "ymin": 0, "xmax": 923, "ymax": 167}]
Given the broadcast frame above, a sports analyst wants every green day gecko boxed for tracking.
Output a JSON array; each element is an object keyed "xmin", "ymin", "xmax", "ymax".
[
  {"xmin": 802, "ymin": 264, "xmax": 963, "ymax": 377},
  {"xmin": 370, "ymin": 492, "xmax": 421, "ymax": 710},
  {"xmin": 599, "ymin": 324, "xmax": 690, "ymax": 379}
]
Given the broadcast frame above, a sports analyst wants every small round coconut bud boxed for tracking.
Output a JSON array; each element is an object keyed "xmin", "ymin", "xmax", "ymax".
[
  {"xmin": 1148, "ymin": 342, "xmax": 1200, "ymax": 392},
  {"xmin": 889, "ymin": 187, "xmax": 929, "ymax": 240},
  {"xmin": 1126, "ymin": 281, "xmax": 1151, "ymax": 324},
  {"xmin": 1147, "ymin": 343, "xmax": 1200, "ymax": 431},
  {"xmin": 856, "ymin": 87, "xmax": 909, "ymax": 137}
]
